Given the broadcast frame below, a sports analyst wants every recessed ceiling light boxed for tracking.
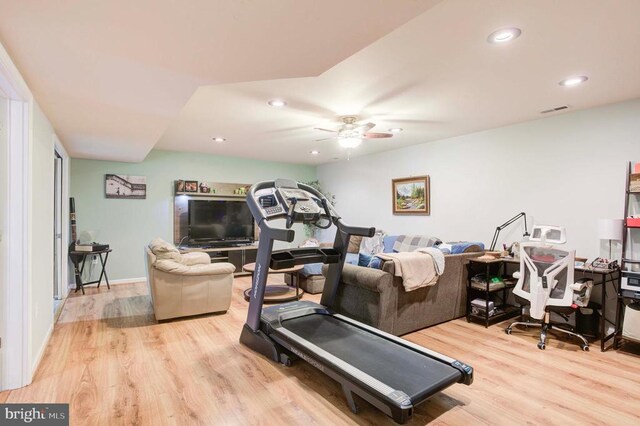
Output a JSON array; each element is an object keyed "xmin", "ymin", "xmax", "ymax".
[
  {"xmin": 268, "ymin": 99, "xmax": 287, "ymax": 107},
  {"xmin": 558, "ymin": 76, "xmax": 588, "ymax": 87},
  {"xmin": 309, "ymin": 150, "xmax": 320, "ymax": 155},
  {"xmin": 487, "ymin": 27, "xmax": 522, "ymax": 44},
  {"xmin": 213, "ymin": 137, "xmax": 226, "ymax": 143},
  {"xmin": 388, "ymin": 128, "xmax": 403, "ymax": 133}
]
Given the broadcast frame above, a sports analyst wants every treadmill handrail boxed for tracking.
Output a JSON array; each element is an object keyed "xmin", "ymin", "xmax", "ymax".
[
  {"xmin": 335, "ymin": 218, "xmax": 375, "ymax": 238},
  {"xmin": 261, "ymin": 219, "xmax": 295, "ymax": 243}
]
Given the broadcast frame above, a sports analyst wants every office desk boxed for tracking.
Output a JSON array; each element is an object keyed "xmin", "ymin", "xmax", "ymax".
[
  {"xmin": 471, "ymin": 257, "xmax": 619, "ymax": 351},
  {"xmin": 69, "ymin": 249, "xmax": 112, "ymax": 295}
]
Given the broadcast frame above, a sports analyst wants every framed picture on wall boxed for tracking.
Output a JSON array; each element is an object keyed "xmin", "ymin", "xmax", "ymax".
[
  {"xmin": 392, "ymin": 175, "xmax": 430, "ymax": 215},
  {"xmin": 184, "ymin": 180, "xmax": 198, "ymax": 193},
  {"xmin": 105, "ymin": 174, "xmax": 147, "ymax": 199}
]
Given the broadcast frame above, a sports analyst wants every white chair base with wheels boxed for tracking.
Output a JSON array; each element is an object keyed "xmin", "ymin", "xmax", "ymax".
[{"xmin": 505, "ymin": 310, "xmax": 590, "ymax": 351}]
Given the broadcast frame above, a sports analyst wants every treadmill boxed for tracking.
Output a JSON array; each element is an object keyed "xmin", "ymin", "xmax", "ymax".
[{"xmin": 240, "ymin": 179, "xmax": 473, "ymax": 424}]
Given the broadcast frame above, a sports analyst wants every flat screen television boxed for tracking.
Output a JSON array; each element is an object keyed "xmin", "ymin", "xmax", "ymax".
[{"xmin": 188, "ymin": 199, "xmax": 255, "ymax": 244}]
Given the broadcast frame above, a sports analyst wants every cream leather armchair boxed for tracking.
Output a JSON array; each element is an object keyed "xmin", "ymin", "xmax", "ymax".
[{"xmin": 145, "ymin": 238, "xmax": 235, "ymax": 320}]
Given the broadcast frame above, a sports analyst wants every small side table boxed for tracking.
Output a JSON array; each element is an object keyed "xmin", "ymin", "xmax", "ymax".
[
  {"xmin": 69, "ymin": 248, "xmax": 112, "ymax": 295},
  {"xmin": 242, "ymin": 262, "xmax": 303, "ymax": 303},
  {"xmin": 466, "ymin": 257, "xmax": 520, "ymax": 328}
]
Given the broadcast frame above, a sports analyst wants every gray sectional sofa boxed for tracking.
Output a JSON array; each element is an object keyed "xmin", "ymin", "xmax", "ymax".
[{"xmin": 324, "ymin": 252, "xmax": 483, "ymax": 336}]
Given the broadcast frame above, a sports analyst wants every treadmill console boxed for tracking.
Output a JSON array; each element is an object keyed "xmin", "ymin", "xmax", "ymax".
[
  {"xmin": 276, "ymin": 187, "xmax": 323, "ymax": 224},
  {"xmin": 255, "ymin": 188, "xmax": 285, "ymax": 218},
  {"xmin": 251, "ymin": 182, "xmax": 328, "ymax": 227}
]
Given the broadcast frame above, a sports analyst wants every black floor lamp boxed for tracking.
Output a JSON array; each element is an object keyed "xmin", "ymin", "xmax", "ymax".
[{"xmin": 489, "ymin": 212, "xmax": 530, "ymax": 251}]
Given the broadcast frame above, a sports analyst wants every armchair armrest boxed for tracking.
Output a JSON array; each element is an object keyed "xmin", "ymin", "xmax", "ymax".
[
  {"xmin": 323, "ymin": 264, "xmax": 393, "ymax": 293},
  {"xmin": 155, "ymin": 259, "xmax": 235, "ymax": 276},
  {"xmin": 182, "ymin": 251, "xmax": 211, "ymax": 266}
]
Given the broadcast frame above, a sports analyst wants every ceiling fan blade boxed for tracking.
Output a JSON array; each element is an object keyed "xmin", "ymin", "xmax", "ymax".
[
  {"xmin": 356, "ymin": 122, "xmax": 376, "ymax": 132},
  {"xmin": 313, "ymin": 137, "xmax": 336, "ymax": 142},
  {"xmin": 314, "ymin": 127, "xmax": 338, "ymax": 133},
  {"xmin": 363, "ymin": 132, "xmax": 393, "ymax": 139}
]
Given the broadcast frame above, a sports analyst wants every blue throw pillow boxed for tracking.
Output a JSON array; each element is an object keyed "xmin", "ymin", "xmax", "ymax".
[
  {"xmin": 345, "ymin": 252, "xmax": 360, "ymax": 265},
  {"xmin": 368, "ymin": 256, "xmax": 383, "ymax": 270},
  {"xmin": 358, "ymin": 252, "xmax": 373, "ymax": 267},
  {"xmin": 383, "ymin": 235, "xmax": 398, "ymax": 253}
]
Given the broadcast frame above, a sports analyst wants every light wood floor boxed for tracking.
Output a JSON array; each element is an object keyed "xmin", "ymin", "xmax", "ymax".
[{"xmin": 2, "ymin": 277, "xmax": 640, "ymax": 425}]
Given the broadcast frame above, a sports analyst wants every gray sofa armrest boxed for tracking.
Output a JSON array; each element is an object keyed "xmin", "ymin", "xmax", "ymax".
[
  {"xmin": 322, "ymin": 264, "xmax": 393, "ymax": 293},
  {"xmin": 323, "ymin": 263, "xmax": 398, "ymax": 334}
]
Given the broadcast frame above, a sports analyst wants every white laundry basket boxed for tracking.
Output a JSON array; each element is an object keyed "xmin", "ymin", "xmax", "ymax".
[{"xmin": 622, "ymin": 302, "xmax": 640, "ymax": 341}]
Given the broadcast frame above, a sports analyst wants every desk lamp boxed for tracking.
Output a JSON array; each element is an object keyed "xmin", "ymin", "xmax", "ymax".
[
  {"xmin": 597, "ymin": 218, "xmax": 623, "ymax": 260},
  {"xmin": 489, "ymin": 212, "xmax": 530, "ymax": 251}
]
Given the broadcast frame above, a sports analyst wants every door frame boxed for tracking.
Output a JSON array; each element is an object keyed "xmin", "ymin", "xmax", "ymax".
[
  {"xmin": 54, "ymin": 136, "xmax": 70, "ymax": 299},
  {"xmin": 0, "ymin": 42, "xmax": 33, "ymax": 390}
]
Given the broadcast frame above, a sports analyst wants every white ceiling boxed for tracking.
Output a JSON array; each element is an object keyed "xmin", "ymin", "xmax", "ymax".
[
  {"xmin": 0, "ymin": 0, "xmax": 437, "ymax": 162},
  {"xmin": 2, "ymin": 0, "xmax": 640, "ymax": 164}
]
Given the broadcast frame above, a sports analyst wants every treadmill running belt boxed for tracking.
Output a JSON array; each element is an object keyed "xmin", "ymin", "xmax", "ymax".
[{"xmin": 281, "ymin": 314, "xmax": 461, "ymax": 402}]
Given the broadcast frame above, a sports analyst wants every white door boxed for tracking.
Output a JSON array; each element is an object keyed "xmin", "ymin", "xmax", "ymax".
[
  {"xmin": 53, "ymin": 154, "xmax": 63, "ymax": 300},
  {"xmin": 0, "ymin": 95, "xmax": 8, "ymax": 386}
]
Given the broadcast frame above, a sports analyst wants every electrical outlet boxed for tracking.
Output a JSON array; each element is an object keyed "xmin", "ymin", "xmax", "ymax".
[{"xmin": 92, "ymin": 255, "xmax": 98, "ymax": 265}]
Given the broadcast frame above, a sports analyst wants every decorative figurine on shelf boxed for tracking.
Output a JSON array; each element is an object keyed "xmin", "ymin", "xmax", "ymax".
[
  {"xmin": 199, "ymin": 182, "xmax": 211, "ymax": 193},
  {"xmin": 234, "ymin": 185, "xmax": 248, "ymax": 195},
  {"xmin": 175, "ymin": 180, "xmax": 185, "ymax": 193}
]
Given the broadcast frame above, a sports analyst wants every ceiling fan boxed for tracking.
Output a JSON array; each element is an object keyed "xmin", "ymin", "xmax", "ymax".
[{"xmin": 314, "ymin": 116, "xmax": 393, "ymax": 148}]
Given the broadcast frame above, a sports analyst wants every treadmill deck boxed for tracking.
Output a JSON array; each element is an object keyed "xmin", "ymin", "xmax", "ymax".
[{"xmin": 281, "ymin": 313, "xmax": 462, "ymax": 402}]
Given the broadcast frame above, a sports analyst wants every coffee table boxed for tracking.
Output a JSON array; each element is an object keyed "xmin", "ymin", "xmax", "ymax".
[{"xmin": 242, "ymin": 262, "xmax": 304, "ymax": 303}]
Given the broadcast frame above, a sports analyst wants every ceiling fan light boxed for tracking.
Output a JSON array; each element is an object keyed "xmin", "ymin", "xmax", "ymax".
[{"xmin": 338, "ymin": 137, "xmax": 362, "ymax": 149}]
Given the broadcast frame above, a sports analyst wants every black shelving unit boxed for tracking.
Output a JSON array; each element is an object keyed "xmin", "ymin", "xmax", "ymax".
[
  {"xmin": 466, "ymin": 258, "xmax": 521, "ymax": 328},
  {"xmin": 614, "ymin": 161, "xmax": 640, "ymax": 350}
]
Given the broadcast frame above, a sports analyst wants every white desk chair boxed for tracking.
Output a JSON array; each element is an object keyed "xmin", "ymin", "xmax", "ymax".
[{"xmin": 505, "ymin": 226, "xmax": 593, "ymax": 350}]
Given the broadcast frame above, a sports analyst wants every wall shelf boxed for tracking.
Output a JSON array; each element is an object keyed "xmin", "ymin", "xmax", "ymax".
[
  {"xmin": 614, "ymin": 161, "xmax": 640, "ymax": 351},
  {"xmin": 175, "ymin": 192, "xmax": 246, "ymax": 198}
]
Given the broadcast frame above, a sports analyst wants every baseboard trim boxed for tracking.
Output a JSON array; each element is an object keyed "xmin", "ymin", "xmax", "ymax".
[
  {"xmin": 30, "ymin": 323, "xmax": 54, "ymax": 382},
  {"xmin": 67, "ymin": 277, "xmax": 146, "ymax": 290},
  {"xmin": 109, "ymin": 277, "xmax": 147, "ymax": 285}
]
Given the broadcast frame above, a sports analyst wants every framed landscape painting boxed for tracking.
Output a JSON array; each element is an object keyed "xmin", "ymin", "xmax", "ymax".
[{"xmin": 392, "ymin": 175, "xmax": 430, "ymax": 215}]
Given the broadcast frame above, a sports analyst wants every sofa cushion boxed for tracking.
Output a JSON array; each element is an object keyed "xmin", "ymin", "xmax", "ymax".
[
  {"xmin": 392, "ymin": 235, "xmax": 442, "ymax": 252},
  {"xmin": 383, "ymin": 235, "xmax": 398, "ymax": 253},
  {"xmin": 358, "ymin": 252, "xmax": 373, "ymax": 267},
  {"xmin": 448, "ymin": 241, "xmax": 485, "ymax": 254},
  {"xmin": 149, "ymin": 238, "xmax": 182, "ymax": 262},
  {"xmin": 368, "ymin": 256, "xmax": 384, "ymax": 269},
  {"xmin": 348, "ymin": 236, "xmax": 363, "ymax": 253}
]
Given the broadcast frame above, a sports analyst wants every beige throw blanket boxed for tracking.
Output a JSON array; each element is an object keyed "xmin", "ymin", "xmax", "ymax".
[{"xmin": 375, "ymin": 248, "xmax": 445, "ymax": 291}]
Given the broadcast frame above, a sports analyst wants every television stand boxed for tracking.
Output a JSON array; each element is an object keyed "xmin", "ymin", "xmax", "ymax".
[{"xmin": 178, "ymin": 244, "xmax": 258, "ymax": 276}]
